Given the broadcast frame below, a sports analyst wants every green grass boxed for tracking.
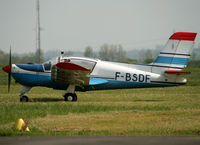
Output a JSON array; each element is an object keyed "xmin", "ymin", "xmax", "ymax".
[
  {"xmin": 0, "ymin": 85, "xmax": 200, "ymax": 136},
  {"xmin": 0, "ymin": 102, "xmax": 173, "ymax": 125},
  {"xmin": 185, "ymin": 66, "xmax": 200, "ymax": 86},
  {"xmin": 0, "ymin": 66, "xmax": 200, "ymax": 136}
]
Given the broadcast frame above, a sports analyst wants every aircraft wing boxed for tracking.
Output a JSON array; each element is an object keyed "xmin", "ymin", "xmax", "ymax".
[
  {"xmin": 51, "ymin": 62, "xmax": 91, "ymax": 86},
  {"xmin": 165, "ymin": 70, "xmax": 191, "ymax": 75}
]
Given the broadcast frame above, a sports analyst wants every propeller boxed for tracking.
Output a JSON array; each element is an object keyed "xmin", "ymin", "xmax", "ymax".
[{"xmin": 2, "ymin": 46, "xmax": 12, "ymax": 92}]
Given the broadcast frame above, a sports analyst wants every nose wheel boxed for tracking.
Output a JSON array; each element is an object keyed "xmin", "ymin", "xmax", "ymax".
[
  {"xmin": 19, "ymin": 86, "xmax": 31, "ymax": 102},
  {"xmin": 20, "ymin": 95, "xmax": 29, "ymax": 102},
  {"xmin": 64, "ymin": 93, "xmax": 77, "ymax": 102}
]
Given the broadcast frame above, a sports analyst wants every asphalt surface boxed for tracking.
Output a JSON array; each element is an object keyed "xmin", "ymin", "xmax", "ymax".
[{"xmin": 0, "ymin": 136, "xmax": 200, "ymax": 145}]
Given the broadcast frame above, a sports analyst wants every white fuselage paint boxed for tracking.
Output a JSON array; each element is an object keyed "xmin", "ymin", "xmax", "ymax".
[{"xmin": 89, "ymin": 59, "xmax": 186, "ymax": 84}]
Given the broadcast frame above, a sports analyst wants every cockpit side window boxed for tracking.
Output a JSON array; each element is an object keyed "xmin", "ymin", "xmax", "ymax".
[
  {"xmin": 70, "ymin": 59, "xmax": 96, "ymax": 70},
  {"xmin": 43, "ymin": 61, "xmax": 51, "ymax": 71}
]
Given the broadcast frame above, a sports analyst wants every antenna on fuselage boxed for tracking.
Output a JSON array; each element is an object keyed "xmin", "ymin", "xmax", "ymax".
[{"xmin": 58, "ymin": 51, "xmax": 64, "ymax": 62}]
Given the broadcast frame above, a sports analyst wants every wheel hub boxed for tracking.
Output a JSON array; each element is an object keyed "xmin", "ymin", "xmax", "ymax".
[{"xmin": 68, "ymin": 95, "xmax": 73, "ymax": 101}]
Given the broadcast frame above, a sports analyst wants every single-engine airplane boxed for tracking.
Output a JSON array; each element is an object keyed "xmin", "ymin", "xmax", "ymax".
[{"xmin": 2, "ymin": 32, "xmax": 197, "ymax": 102}]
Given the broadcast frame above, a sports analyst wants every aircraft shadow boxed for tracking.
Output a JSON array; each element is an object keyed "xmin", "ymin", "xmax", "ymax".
[{"xmin": 30, "ymin": 98, "xmax": 64, "ymax": 102}]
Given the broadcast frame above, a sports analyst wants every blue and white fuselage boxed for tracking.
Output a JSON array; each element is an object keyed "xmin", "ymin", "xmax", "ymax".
[
  {"xmin": 2, "ymin": 32, "xmax": 197, "ymax": 102},
  {"xmin": 11, "ymin": 57, "xmax": 185, "ymax": 91}
]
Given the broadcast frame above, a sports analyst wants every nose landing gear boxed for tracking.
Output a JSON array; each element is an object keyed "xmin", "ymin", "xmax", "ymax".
[
  {"xmin": 19, "ymin": 86, "xmax": 32, "ymax": 102},
  {"xmin": 20, "ymin": 95, "xmax": 29, "ymax": 102}
]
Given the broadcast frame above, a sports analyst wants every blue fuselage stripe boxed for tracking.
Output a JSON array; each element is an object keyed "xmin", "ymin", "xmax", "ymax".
[
  {"xmin": 16, "ymin": 64, "xmax": 44, "ymax": 72},
  {"xmin": 12, "ymin": 73, "xmax": 53, "ymax": 87}
]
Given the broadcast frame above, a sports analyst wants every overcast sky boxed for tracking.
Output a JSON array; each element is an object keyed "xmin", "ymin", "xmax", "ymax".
[{"xmin": 0, "ymin": 0, "xmax": 200, "ymax": 53}]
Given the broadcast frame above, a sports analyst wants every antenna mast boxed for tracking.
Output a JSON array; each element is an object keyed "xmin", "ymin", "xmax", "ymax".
[{"xmin": 36, "ymin": 0, "xmax": 41, "ymax": 63}]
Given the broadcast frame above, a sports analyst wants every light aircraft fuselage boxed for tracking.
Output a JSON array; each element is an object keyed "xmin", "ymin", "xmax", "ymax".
[{"xmin": 2, "ymin": 32, "xmax": 197, "ymax": 102}]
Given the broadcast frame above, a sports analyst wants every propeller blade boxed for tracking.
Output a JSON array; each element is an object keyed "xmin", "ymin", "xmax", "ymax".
[
  {"xmin": 9, "ymin": 46, "xmax": 11, "ymax": 67},
  {"xmin": 8, "ymin": 46, "xmax": 11, "ymax": 92},
  {"xmin": 8, "ymin": 71, "xmax": 11, "ymax": 92}
]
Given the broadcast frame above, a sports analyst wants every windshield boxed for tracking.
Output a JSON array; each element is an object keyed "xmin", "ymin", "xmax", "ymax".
[
  {"xmin": 43, "ymin": 57, "xmax": 58, "ymax": 71},
  {"xmin": 43, "ymin": 61, "xmax": 51, "ymax": 71}
]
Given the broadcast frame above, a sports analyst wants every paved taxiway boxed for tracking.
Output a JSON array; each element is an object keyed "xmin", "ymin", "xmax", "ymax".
[{"xmin": 0, "ymin": 136, "xmax": 200, "ymax": 145}]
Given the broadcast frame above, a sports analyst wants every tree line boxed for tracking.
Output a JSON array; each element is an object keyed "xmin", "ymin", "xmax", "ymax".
[{"xmin": 84, "ymin": 44, "xmax": 126, "ymax": 62}]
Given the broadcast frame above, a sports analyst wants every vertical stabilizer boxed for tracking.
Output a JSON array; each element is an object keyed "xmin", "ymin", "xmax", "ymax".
[{"xmin": 152, "ymin": 32, "xmax": 197, "ymax": 71}]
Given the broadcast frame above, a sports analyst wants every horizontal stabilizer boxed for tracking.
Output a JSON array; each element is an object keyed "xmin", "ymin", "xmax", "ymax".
[
  {"xmin": 89, "ymin": 78, "xmax": 108, "ymax": 85},
  {"xmin": 165, "ymin": 70, "xmax": 191, "ymax": 74},
  {"xmin": 56, "ymin": 62, "xmax": 90, "ymax": 71}
]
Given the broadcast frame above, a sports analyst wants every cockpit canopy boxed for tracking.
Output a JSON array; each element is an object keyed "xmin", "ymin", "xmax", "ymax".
[
  {"xmin": 43, "ymin": 57, "xmax": 97, "ymax": 72},
  {"xmin": 42, "ymin": 57, "xmax": 57, "ymax": 71}
]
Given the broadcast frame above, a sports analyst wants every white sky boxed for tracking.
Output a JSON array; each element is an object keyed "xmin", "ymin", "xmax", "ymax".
[{"xmin": 0, "ymin": 0, "xmax": 200, "ymax": 53}]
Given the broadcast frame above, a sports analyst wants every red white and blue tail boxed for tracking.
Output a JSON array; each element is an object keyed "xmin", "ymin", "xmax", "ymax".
[{"xmin": 152, "ymin": 32, "xmax": 197, "ymax": 70}]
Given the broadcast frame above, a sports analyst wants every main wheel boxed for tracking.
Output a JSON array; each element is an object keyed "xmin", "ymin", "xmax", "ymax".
[
  {"xmin": 73, "ymin": 93, "xmax": 77, "ymax": 101},
  {"xmin": 64, "ymin": 93, "xmax": 77, "ymax": 102},
  {"xmin": 20, "ymin": 95, "xmax": 29, "ymax": 102}
]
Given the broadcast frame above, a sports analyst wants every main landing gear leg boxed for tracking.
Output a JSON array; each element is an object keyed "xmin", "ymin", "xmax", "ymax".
[
  {"xmin": 63, "ymin": 84, "xmax": 77, "ymax": 102},
  {"xmin": 19, "ymin": 86, "xmax": 32, "ymax": 102}
]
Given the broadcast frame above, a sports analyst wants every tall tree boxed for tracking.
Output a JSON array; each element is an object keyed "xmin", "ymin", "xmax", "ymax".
[
  {"xmin": 99, "ymin": 43, "xmax": 110, "ymax": 61},
  {"xmin": 84, "ymin": 46, "xmax": 95, "ymax": 58},
  {"xmin": 116, "ymin": 44, "xmax": 126, "ymax": 62},
  {"xmin": 144, "ymin": 49, "xmax": 153, "ymax": 63},
  {"xmin": 108, "ymin": 44, "xmax": 117, "ymax": 61},
  {"xmin": 99, "ymin": 44, "xmax": 126, "ymax": 62},
  {"xmin": 139, "ymin": 49, "xmax": 154, "ymax": 63}
]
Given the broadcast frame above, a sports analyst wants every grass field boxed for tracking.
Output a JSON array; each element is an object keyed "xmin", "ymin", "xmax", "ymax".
[{"xmin": 0, "ymin": 66, "xmax": 200, "ymax": 136}]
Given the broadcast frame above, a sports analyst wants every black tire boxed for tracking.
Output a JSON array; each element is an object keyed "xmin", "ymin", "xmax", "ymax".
[
  {"xmin": 64, "ymin": 93, "xmax": 77, "ymax": 102},
  {"xmin": 20, "ymin": 95, "xmax": 29, "ymax": 102},
  {"xmin": 73, "ymin": 93, "xmax": 77, "ymax": 102}
]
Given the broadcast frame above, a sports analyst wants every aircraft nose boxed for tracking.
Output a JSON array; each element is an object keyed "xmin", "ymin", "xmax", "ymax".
[{"xmin": 2, "ymin": 65, "xmax": 11, "ymax": 73}]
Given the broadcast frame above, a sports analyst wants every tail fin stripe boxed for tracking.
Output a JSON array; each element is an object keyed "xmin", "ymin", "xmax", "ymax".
[
  {"xmin": 159, "ymin": 54, "xmax": 189, "ymax": 58},
  {"xmin": 160, "ymin": 52, "xmax": 191, "ymax": 56},
  {"xmin": 154, "ymin": 56, "xmax": 189, "ymax": 65},
  {"xmin": 152, "ymin": 63, "xmax": 185, "ymax": 69},
  {"xmin": 171, "ymin": 57, "xmax": 189, "ymax": 65},
  {"xmin": 148, "ymin": 64, "xmax": 184, "ymax": 69}
]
